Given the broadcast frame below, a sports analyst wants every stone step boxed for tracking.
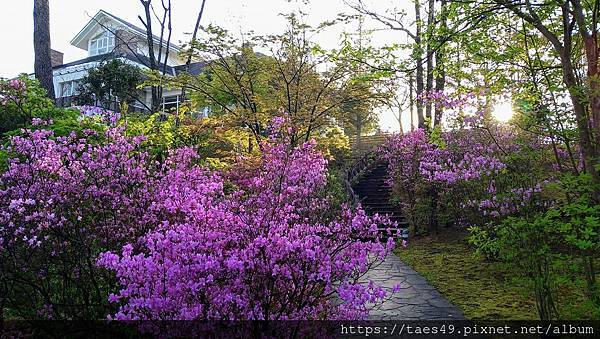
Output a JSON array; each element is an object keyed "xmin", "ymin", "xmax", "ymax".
[
  {"xmin": 352, "ymin": 161, "xmax": 410, "ymax": 241},
  {"xmin": 356, "ymin": 181, "xmax": 388, "ymax": 186},
  {"xmin": 363, "ymin": 200, "xmax": 396, "ymax": 206},
  {"xmin": 363, "ymin": 204, "xmax": 396, "ymax": 210},
  {"xmin": 369, "ymin": 210, "xmax": 401, "ymax": 214},
  {"xmin": 361, "ymin": 198, "xmax": 392, "ymax": 204},
  {"xmin": 356, "ymin": 193, "xmax": 392, "ymax": 199},
  {"xmin": 355, "ymin": 189, "xmax": 391, "ymax": 194},
  {"xmin": 355, "ymin": 182, "xmax": 389, "ymax": 185},
  {"xmin": 358, "ymin": 195, "xmax": 393, "ymax": 199}
]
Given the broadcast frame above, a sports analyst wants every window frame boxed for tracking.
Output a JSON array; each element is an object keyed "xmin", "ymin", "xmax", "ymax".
[
  {"xmin": 60, "ymin": 80, "xmax": 79, "ymax": 98},
  {"xmin": 88, "ymin": 31, "xmax": 115, "ymax": 56}
]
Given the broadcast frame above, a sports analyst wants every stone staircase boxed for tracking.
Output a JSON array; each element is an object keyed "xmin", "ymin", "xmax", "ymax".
[{"xmin": 352, "ymin": 161, "xmax": 409, "ymax": 238}]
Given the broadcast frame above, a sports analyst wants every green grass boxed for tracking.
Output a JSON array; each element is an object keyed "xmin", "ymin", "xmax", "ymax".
[
  {"xmin": 395, "ymin": 231, "xmax": 539, "ymax": 320},
  {"xmin": 395, "ymin": 230, "xmax": 598, "ymax": 320}
]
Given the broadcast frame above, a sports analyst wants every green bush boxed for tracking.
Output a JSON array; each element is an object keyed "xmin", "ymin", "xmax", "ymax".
[
  {"xmin": 469, "ymin": 173, "xmax": 600, "ymax": 319},
  {"xmin": 0, "ymin": 76, "xmax": 83, "ymax": 138}
]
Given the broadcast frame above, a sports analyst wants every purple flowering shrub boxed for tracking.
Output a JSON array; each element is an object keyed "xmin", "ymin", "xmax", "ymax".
[
  {"xmin": 0, "ymin": 77, "xmax": 52, "ymax": 134},
  {"xmin": 0, "ymin": 79, "xmax": 27, "ymax": 106},
  {"xmin": 1, "ymin": 118, "xmax": 396, "ymax": 320},
  {"xmin": 0, "ymin": 77, "xmax": 86, "ymax": 137},
  {"xmin": 381, "ymin": 90, "xmax": 598, "ymax": 320},
  {"xmin": 380, "ymin": 102, "xmax": 570, "ymax": 235},
  {"xmin": 380, "ymin": 127, "xmax": 511, "ymax": 234},
  {"xmin": 98, "ymin": 136, "xmax": 396, "ymax": 320},
  {"xmin": 0, "ymin": 127, "xmax": 160, "ymax": 319},
  {"xmin": 75, "ymin": 105, "xmax": 121, "ymax": 125}
]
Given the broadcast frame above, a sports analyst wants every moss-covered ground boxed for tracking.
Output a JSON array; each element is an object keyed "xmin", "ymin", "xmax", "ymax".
[{"xmin": 395, "ymin": 230, "xmax": 596, "ymax": 320}]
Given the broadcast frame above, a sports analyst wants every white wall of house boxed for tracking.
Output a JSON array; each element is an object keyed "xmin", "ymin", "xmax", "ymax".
[
  {"xmin": 135, "ymin": 43, "xmax": 183, "ymax": 68},
  {"xmin": 53, "ymin": 62, "xmax": 100, "ymax": 98},
  {"xmin": 53, "ymin": 10, "xmax": 191, "ymax": 112}
]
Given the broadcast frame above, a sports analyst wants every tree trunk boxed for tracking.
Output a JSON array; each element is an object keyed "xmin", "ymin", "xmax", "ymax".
[
  {"xmin": 571, "ymin": 0, "xmax": 600, "ymax": 136},
  {"xmin": 433, "ymin": 0, "xmax": 448, "ymax": 127},
  {"xmin": 425, "ymin": 0, "xmax": 435, "ymax": 123},
  {"xmin": 433, "ymin": 56, "xmax": 445, "ymax": 126},
  {"xmin": 429, "ymin": 187, "xmax": 439, "ymax": 234},
  {"xmin": 140, "ymin": 0, "xmax": 161, "ymax": 112},
  {"xmin": 398, "ymin": 108, "xmax": 404, "ymax": 134},
  {"xmin": 409, "ymin": 73, "xmax": 415, "ymax": 132},
  {"xmin": 584, "ymin": 256, "xmax": 598, "ymax": 304},
  {"xmin": 496, "ymin": 0, "xmax": 600, "ymax": 202},
  {"xmin": 414, "ymin": 0, "xmax": 425, "ymax": 128},
  {"xmin": 33, "ymin": 0, "xmax": 55, "ymax": 100},
  {"xmin": 582, "ymin": 35, "xmax": 600, "ymax": 135},
  {"xmin": 561, "ymin": 53, "xmax": 600, "ymax": 201}
]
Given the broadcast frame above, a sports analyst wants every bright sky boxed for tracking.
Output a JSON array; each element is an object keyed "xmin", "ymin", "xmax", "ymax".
[{"xmin": 0, "ymin": 0, "xmax": 512, "ymax": 131}]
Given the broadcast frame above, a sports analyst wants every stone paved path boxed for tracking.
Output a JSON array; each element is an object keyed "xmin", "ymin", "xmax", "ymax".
[
  {"xmin": 351, "ymin": 160, "xmax": 464, "ymax": 320},
  {"xmin": 362, "ymin": 253, "xmax": 465, "ymax": 320}
]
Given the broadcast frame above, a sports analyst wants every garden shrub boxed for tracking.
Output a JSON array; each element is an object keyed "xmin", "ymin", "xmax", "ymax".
[
  {"xmin": 75, "ymin": 59, "xmax": 143, "ymax": 109},
  {"xmin": 0, "ymin": 76, "xmax": 82, "ymax": 137},
  {"xmin": 465, "ymin": 163, "xmax": 599, "ymax": 319},
  {"xmin": 0, "ymin": 127, "xmax": 159, "ymax": 319},
  {"xmin": 1, "ymin": 116, "xmax": 397, "ymax": 320},
  {"xmin": 98, "ymin": 124, "xmax": 397, "ymax": 320},
  {"xmin": 380, "ymin": 90, "xmax": 598, "ymax": 319},
  {"xmin": 380, "ymin": 126, "xmax": 507, "ymax": 235}
]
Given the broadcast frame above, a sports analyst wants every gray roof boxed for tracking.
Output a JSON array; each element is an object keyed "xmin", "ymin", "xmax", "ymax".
[
  {"xmin": 174, "ymin": 61, "xmax": 208, "ymax": 76},
  {"xmin": 53, "ymin": 51, "xmax": 176, "ymax": 76},
  {"xmin": 53, "ymin": 51, "xmax": 206, "ymax": 77}
]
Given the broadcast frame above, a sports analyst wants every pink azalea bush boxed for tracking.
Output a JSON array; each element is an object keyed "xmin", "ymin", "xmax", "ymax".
[
  {"xmin": 0, "ymin": 77, "xmax": 85, "ymax": 136},
  {"xmin": 98, "ymin": 136, "xmax": 396, "ymax": 320},
  {"xmin": 384, "ymin": 90, "xmax": 596, "ymax": 318},
  {"xmin": 380, "ymin": 127, "xmax": 509, "ymax": 233},
  {"xmin": 75, "ymin": 105, "xmax": 121, "ymax": 125},
  {"xmin": 0, "ymin": 79, "xmax": 27, "ymax": 106},
  {"xmin": 380, "ymin": 92, "xmax": 571, "ymax": 235},
  {"xmin": 0, "ymin": 126, "xmax": 159, "ymax": 318},
  {"xmin": 1, "ymin": 118, "xmax": 396, "ymax": 320}
]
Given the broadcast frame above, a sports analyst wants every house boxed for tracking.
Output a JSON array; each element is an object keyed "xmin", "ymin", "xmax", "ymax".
[{"xmin": 52, "ymin": 10, "xmax": 203, "ymax": 113}]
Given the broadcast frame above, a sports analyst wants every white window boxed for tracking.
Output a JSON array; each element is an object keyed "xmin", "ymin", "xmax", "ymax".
[
  {"xmin": 60, "ymin": 81, "xmax": 79, "ymax": 97},
  {"xmin": 89, "ymin": 31, "xmax": 115, "ymax": 56}
]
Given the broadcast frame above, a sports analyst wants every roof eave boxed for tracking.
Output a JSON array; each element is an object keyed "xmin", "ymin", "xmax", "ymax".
[
  {"xmin": 70, "ymin": 10, "xmax": 182, "ymax": 52},
  {"xmin": 70, "ymin": 11, "xmax": 105, "ymax": 50}
]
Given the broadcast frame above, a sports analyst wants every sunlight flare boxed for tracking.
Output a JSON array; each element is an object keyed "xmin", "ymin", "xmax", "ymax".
[{"xmin": 492, "ymin": 100, "xmax": 514, "ymax": 122}]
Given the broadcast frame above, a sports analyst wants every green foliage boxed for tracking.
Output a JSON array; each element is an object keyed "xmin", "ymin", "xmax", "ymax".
[
  {"xmin": 161, "ymin": 13, "xmax": 390, "ymax": 150},
  {"xmin": 324, "ymin": 167, "xmax": 350, "ymax": 213},
  {"xmin": 468, "ymin": 223, "xmax": 501, "ymax": 260},
  {"xmin": 123, "ymin": 113, "xmax": 178, "ymax": 156},
  {"xmin": 0, "ymin": 76, "xmax": 87, "ymax": 138},
  {"xmin": 77, "ymin": 59, "xmax": 143, "ymax": 108},
  {"xmin": 469, "ymin": 173, "xmax": 600, "ymax": 319},
  {"xmin": 428, "ymin": 124, "xmax": 446, "ymax": 149},
  {"xmin": 313, "ymin": 126, "xmax": 351, "ymax": 165},
  {"xmin": 1, "ymin": 77, "xmax": 52, "ymax": 134},
  {"xmin": 122, "ymin": 113, "xmax": 256, "ymax": 169},
  {"xmin": 332, "ymin": 24, "xmax": 389, "ymax": 138},
  {"xmin": 398, "ymin": 231, "xmax": 600, "ymax": 320}
]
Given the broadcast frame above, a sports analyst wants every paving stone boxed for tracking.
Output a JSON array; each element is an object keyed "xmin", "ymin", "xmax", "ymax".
[
  {"xmin": 363, "ymin": 253, "xmax": 465, "ymax": 320},
  {"xmin": 354, "ymin": 162, "xmax": 465, "ymax": 320}
]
